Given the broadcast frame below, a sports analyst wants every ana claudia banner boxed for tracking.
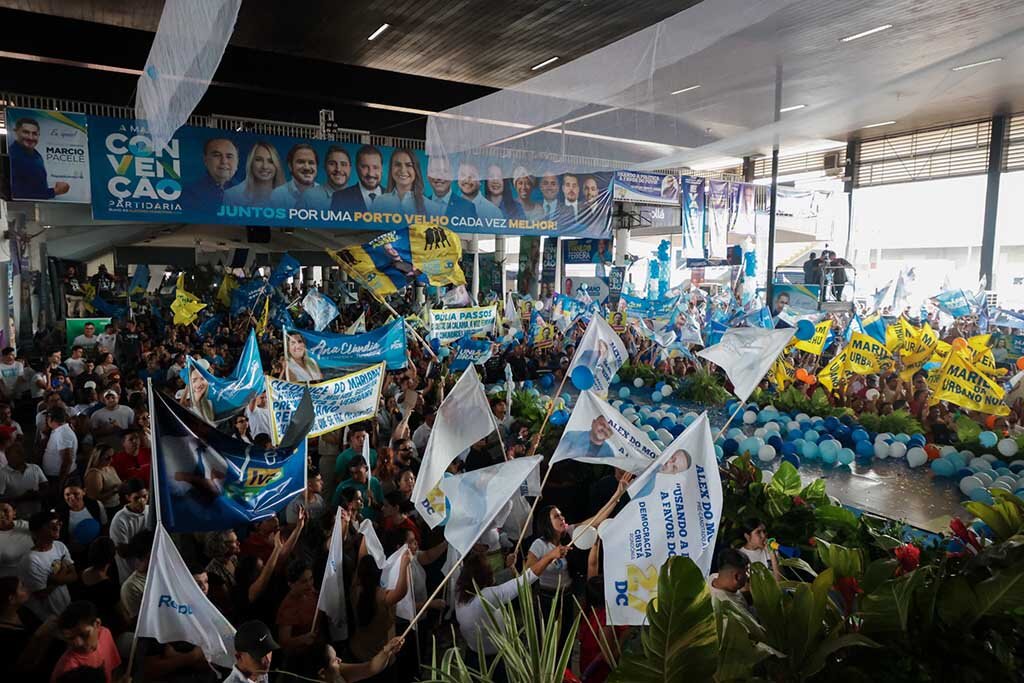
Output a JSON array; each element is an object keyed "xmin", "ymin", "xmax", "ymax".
[
  {"xmin": 284, "ymin": 317, "xmax": 408, "ymax": 374},
  {"xmin": 6, "ymin": 108, "xmax": 91, "ymax": 203},
  {"xmin": 81, "ymin": 114, "xmax": 613, "ymax": 237},
  {"xmin": 612, "ymin": 171, "xmax": 680, "ymax": 206}
]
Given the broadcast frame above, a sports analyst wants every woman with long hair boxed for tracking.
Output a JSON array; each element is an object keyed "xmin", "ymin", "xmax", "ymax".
[
  {"xmin": 183, "ymin": 363, "xmax": 216, "ymax": 423},
  {"xmin": 83, "ymin": 445, "xmax": 121, "ymax": 522},
  {"xmin": 738, "ymin": 517, "xmax": 782, "ymax": 580},
  {"xmin": 456, "ymin": 544, "xmax": 567, "ymax": 679},
  {"xmin": 286, "ymin": 332, "xmax": 323, "ymax": 382},
  {"xmin": 485, "ymin": 164, "xmax": 526, "ymax": 221},
  {"xmin": 378, "ymin": 149, "xmax": 433, "ymax": 215},
  {"xmin": 224, "ymin": 141, "xmax": 286, "ymax": 206},
  {"xmin": 349, "ymin": 536, "xmax": 411, "ymax": 671}
]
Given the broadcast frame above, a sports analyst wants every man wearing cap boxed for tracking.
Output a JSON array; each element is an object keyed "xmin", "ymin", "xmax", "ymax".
[
  {"xmin": 89, "ymin": 389, "xmax": 135, "ymax": 448},
  {"xmin": 227, "ymin": 620, "xmax": 278, "ymax": 682}
]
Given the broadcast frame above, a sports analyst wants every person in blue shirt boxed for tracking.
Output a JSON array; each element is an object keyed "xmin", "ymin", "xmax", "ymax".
[
  {"xmin": 9, "ymin": 117, "xmax": 70, "ymax": 200},
  {"xmin": 181, "ymin": 137, "xmax": 239, "ymax": 212}
]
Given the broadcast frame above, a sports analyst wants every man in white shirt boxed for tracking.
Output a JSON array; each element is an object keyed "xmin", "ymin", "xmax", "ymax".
[
  {"xmin": 65, "ymin": 346, "xmax": 87, "ymax": 377},
  {"xmin": 19, "ymin": 510, "xmax": 77, "ymax": 621},
  {"xmin": 109, "ymin": 479, "xmax": 149, "ymax": 583},
  {"xmin": 225, "ymin": 620, "xmax": 279, "ymax": 683},
  {"xmin": 0, "ymin": 502, "xmax": 33, "ymax": 577},
  {"xmin": 89, "ymin": 389, "xmax": 136, "ymax": 448},
  {"xmin": 708, "ymin": 548, "xmax": 751, "ymax": 612},
  {"xmin": 0, "ymin": 347, "xmax": 24, "ymax": 400},
  {"xmin": 42, "ymin": 407, "xmax": 78, "ymax": 485},
  {"xmin": 97, "ymin": 324, "xmax": 118, "ymax": 357},
  {"xmin": 72, "ymin": 321, "xmax": 100, "ymax": 350},
  {"xmin": 412, "ymin": 412, "xmax": 435, "ymax": 453},
  {"xmin": 0, "ymin": 445, "xmax": 48, "ymax": 517},
  {"xmin": 246, "ymin": 392, "xmax": 273, "ymax": 441}
]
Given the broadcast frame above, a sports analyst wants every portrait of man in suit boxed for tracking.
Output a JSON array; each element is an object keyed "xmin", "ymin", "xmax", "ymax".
[
  {"xmin": 330, "ymin": 144, "xmax": 384, "ymax": 214},
  {"xmin": 426, "ymin": 156, "xmax": 477, "ymax": 220}
]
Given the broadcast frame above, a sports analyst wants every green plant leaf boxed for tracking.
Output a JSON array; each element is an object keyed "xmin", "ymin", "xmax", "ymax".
[
  {"xmin": 799, "ymin": 479, "xmax": 829, "ymax": 507},
  {"xmin": 814, "ymin": 539, "xmax": 864, "ymax": 578},
  {"xmin": 610, "ymin": 557, "xmax": 718, "ymax": 683},
  {"xmin": 748, "ymin": 563, "xmax": 786, "ymax": 651},
  {"xmin": 861, "ymin": 558, "xmax": 898, "ymax": 594},
  {"xmin": 964, "ymin": 500, "xmax": 1022, "ymax": 542},
  {"xmin": 770, "ymin": 462, "xmax": 803, "ymax": 496},
  {"xmin": 814, "ymin": 505, "xmax": 860, "ymax": 533},
  {"xmin": 801, "ymin": 633, "xmax": 882, "ymax": 678},
  {"xmin": 715, "ymin": 613, "xmax": 778, "ymax": 681},
  {"xmin": 860, "ymin": 567, "xmax": 932, "ymax": 636},
  {"xmin": 972, "ymin": 565, "xmax": 1024, "ymax": 621},
  {"xmin": 764, "ymin": 487, "xmax": 793, "ymax": 518},
  {"xmin": 785, "ymin": 568, "xmax": 834, "ymax": 669},
  {"xmin": 780, "ymin": 557, "xmax": 819, "ymax": 579}
]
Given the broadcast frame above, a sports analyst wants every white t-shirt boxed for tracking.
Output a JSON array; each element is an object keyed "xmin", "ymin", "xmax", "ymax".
[
  {"xmin": 42, "ymin": 423, "xmax": 79, "ymax": 477},
  {"xmin": 708, "ymin": 574, "xmax": 749, "ymax": 611},
  {"xmin": 69, "ymin": 506, "xmax": 102, "ymax": 533},
  {"xmin": 0, "ymin": 463, "xmax": 47, "ymax": 517},
  {"xmin": 0, "ymin": 520, "xmax": 33, "ymax": 577},
  {"xmin": 19, "ymin": 541, "xmax": 73, "ymax": 620},
  {"xmin": 0, "ymin": 361, "xmax": 23, "ymax": 394},
  {"xmin": 110, "ymin": 506, "xmax": 149, "ymax": 583},
  {"xmin": 90, "ymin": 405, "xmax": 136, "ymax": 431},
  {"xmin": 246, "ymin": 405, "xmax": 273, "ymax": 440},
  {"xmin": 528, "ymin": 537, "xmax": 572, "ymax": 591},
  {"xmin": 412, "ymin": 423, "xmax": 432, "ymax": 452},
  {"xmin": 65, "ymin": 357, "xmax": 86, "ymax": 377},
  {"xmin": 739, "ymin": 546, "xmax": 771, "ymax": 568},
  {"xmin": 285, "ymin": 493, "xmax": 324, "ymax": 525},
  {"xmin": 73, "ymin": 334, "xmax": 99, "ymax": 349}
]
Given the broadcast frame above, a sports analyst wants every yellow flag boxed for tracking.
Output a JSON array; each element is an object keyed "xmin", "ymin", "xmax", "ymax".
[
  {"xmin": 794, "ymin": 320, "xmax": 832, "ymax": 355},
  {"xmin": 967, "ymin": 334, "xmax": 992, "ymax": 353},
  {"xmin": 408, "ymin": 223, "xmax": 465, "ymax": 287},
  {"xmin": 255, "ymin": 295, "xmax": 269, "ymax": 336},
  {"xmin": 929, "ymin": 350, "xmax": 1010, "ymax": 416},
  {"xmin": 769, "ymin": 356, "xmax": 796, "ymax": 392},
  {"xmin": 885, "ymin": 317, "xmax": 914, "ymax": 353},
  {"xmin": 171, "ymin": 273, "xmax": 206, "ymax": 326},
  {"xmin": 846, "ymin": 332, "xmax": 893, "ymax": 375},
  {"xmin": 899, "ymin": 322, "xmax": 938, "ymax": 381},
  {"xmin": 327, "ymin": 247, "xmax": 398, "ymax": 297},
  {"xmin": 80, "ymin": 283, "xmax": 97, "ymax": 314},
  {"xmin": 217, "ymin": 273, "xmax": 237, "ymax": 309},
  {"xmin": 818, "ymin": 350, "xmax": 851, "ymax": 393}
]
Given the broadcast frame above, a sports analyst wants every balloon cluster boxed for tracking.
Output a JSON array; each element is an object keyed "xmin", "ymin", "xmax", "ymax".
[{"xmin": 929, "ymin": 438, "xmax": 1023, "ymax": 504}]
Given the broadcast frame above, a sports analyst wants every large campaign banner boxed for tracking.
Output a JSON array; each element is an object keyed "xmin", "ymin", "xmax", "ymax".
[
  {"xmin": 770, "ymin": 283, "xmax": 820, "ymax": 316},
  {"xmin": 562, "ymin": 238, "xmax": 613, "ymax": 266},
  {"xmin": 6, "ymin": 108, "xmax": 91, "ymax": 203},
  {"xmin": 267, "ymin": 362, "xmax": 386, "ymax": 441},
  {"xmin": 681, "ymin": 177, "xmax": 705, "ymax": 259},
  {"xmin": 285, "ymin": 317, "xmax": 407, "ymax": 374},
  {"xmin": 86, "ymin": 114, "xmax": 613, "ymax": 237},
  {"xmin": 612, "ymin": 171, "xmax": 680, "ymax": 206},
  {"xmin": 428, "ymin": 305, "xmax": 497, "ymax": 346}
]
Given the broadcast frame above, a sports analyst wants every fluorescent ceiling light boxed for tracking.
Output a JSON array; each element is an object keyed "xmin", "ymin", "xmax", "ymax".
[
  {"xmin": 671, "ymin": 84, "xmax": 701, "ymax": 95},
  {"xmin": 779, "ymin": 104, "xmax": 806, "ymax": 113},
  {"xmin": 0, "ymin": 127, "xmax": 6, "ymax": 135},
  {"xmin": 840, "ymin": 24, "xmax": 893, "ymax": 42},
  {"xmin": 862, "ymin": 120, "xmax": 896, "ymax": 129},
  {"xmin": 531, "ymin": 56, "xmax": 559, "ymax": 71},
  {"xmin": 367, "ymin": 23, "xmax": 390, "ymax": 41},
  {"xmin": 951, "ymin": 57, "xmax": 1003, "ymax": 71}
]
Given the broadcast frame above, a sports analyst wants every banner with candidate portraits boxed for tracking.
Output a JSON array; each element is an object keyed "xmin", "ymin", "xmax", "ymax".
[
  {"xmin": 86, "ymin": 114, "xmax": 613, "ymax": 237},
  {"xmin": 6, "ymin": 108, "xmax": 91, "ymax": 203},
  {"xmin": 681, "ymin": 177, "xmax": 706, "ymax": 259},
  {"xmin": 612, "ymin": 171, "xmax": 680, "ymax": 206},
  {"xmin": 266, "ymin": 363, "xmax": 386, "ymax": 442},
  {"xmin": 562, "ymin": 238, "xmax": 614, "ymax": 266},
  {"xmin": 284, "ymin": 317, "xmax": 408, "ymax": 374}
]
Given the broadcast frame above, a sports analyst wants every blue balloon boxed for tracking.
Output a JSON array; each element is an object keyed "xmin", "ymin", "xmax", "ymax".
[
  {"xmin": 611, "ymin": 374, "xmax": 621, "ymax": 384},
  {"xmin": 837, "ymin": 448, "xmax": 855, "ymax": 465},
  {"xmin": 979, "ymin": 431, "xmax": 998, "ymax": 448},
  {"xmin": 549, "ymin": 409, "xmax": 570, "ymax": 426},
  {"xmin": 561, "ymin": 393, "xmax": 572, "ymax": 406},
  {"xmin": 969, "ymin": 488, "xmax": 994, "ymax": 504},
  {"xmin": 723, "ymin": 438, "xmax": 739, "ymax": 456},
  {"xmin": 856, "ymin": 440, "xmax": 876, "ymax": 458},
  {"xmin": 782, "ymin": 453, "xmax": 802, "ymax": 468},
  {"xmin": 802, "ymin": 442, "xmax": 820, "ymax": 460},
  {"xmin": 781, "ymin": 442, "xmax": 797, "ymax": 456},
  {"xmin": 767, "ymin": 434, "xmax": 783, "ymax": 450},
  {"xmin": 727, "ymin": 428, "xmax": 745, "ymax": 440},
  {"xmin": 72, "ymin": 518, "xmax": 101, "ymax": 546},
  {"xmin": 821, "ymin": 448, "xmax": 838, "ymax": 466},
  {"xmin": 796, "ymin": 319, "xmax": 816, "ymax": 340},
  {"xmin": 645, "ymin": 416, "xmax": 660, "ymax": 427},
  {"xmin": 660, "ymin": 418, "xmax": 675, "ymax": 430},
  {"xmin": 852, "ymin": 429, "xmax": 869, "ymax": 443},
  {"xmin": 824, "ymin": 416, "xmax": 841, "ymax": 432},
  {"xmin": 618, "ymin": 387, "xmax": 631, "ymax": 399},
  {"xmin": 569, "ymin": 366, "xmax": 594, "ymax": 391},
  {"xmin": 787, "ymin": 428, "xmax": 803, "ymax": 441},
  {"xmin": 540, "ymin": 374, "xmax": 555, "ymax": 389},
  {"xmin": 740, "ymin": 437, "xmax": 763, "ymax": 456},
  {"xmin": 804, "ymin": 429, "xmax": 820, "ymax": 443},
  {"xmin": 931, "ymin": 459, "xmax": 956, "ymax": 477},
  {"xmin": 523, "ymin": 380, "xmax": 534, "ymax": 389}
]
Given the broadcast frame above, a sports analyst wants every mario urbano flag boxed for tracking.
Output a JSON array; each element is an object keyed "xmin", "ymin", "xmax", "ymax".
[
  {"xmin": 152, "ymin": 390, "xmax": 313, "ymax": 532},
  {"xmin": 136, "ymin": 525, "xmax": 236, "ymax": 668}
]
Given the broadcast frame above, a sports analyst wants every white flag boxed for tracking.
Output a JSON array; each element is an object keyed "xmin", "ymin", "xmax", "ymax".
[
  {"xmin": 136, "ymin": 526, "xmax": 235, "ymax": 668},
  {"xmin": 316, "ymin": 509, "xmax": 349, "ymax": 640},
  {"xmin": 443, "ymin": 284, "xmax": 473, "ymax": 308},
  {"xmin": 413, "ymin": 369, "xmax": 495, "ymax": 528},
  {"xmin": 600, "ymin": 412, "xmax": 722, "ymax": 625},
  {"xmin": 136, "ymin": 0, "xmax": 242, "ymax": 154},
  {"xmin": 345, "ymin": 312, "xmax": 367, "ymax": 335},
  {"xmin": 358, "ymin": 520, "xmax": 416, "ymax": 625},
  {"xmin": 549, "ymin": 390, "xmax": 661, "ymax": 474},
  {"xmin": 696, "ymin": 327, "xmax": 796, "ymax": 404},
  {"xmin": 302, "ymin": 290, "xmax": 339, "ymax": 332},
  {"xmin": 504, "ymin": 363, "xmax": 515, "ymax": 409},
  {"xmin": 439, "ymin": 456, "xmax": 543, "ymax": 558},
  {"xmin": 566, "ymin": 315, "xmax": 627, "ymax": 395}
]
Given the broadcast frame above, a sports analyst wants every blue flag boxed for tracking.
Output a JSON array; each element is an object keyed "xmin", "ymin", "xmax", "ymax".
[
  {"xmin": 934, "ymin": 289, "xmax": 972, "ymax": 318},
  {"xmin": 285, "ymin": 318, "xmax": 408, "ymax": 372},
  {"xmin": 128, "ymin": 265, "xmax": 150, "ymax": 296},
  {"xmin": 152, "ymin": 390, "xmax": 311, "ymax": 532},
  {"xmin": 197, "ymin": 314, "xmax": 223, "ymax": 339},
  {"xmin": 269, "ymin": 253, "xmax": 301, "ymax": 287},
  {"xmin": 231, "ymin": 280, "xmax": 267, "ymax": 315},
  {"xmin": 182, "ymin": 330, "xmax": 266, "ymax": 422},
  {"xmin": 843, "ymin": 313, "xmax": 865, "ymax": 343},
  {"xmin": 449, "ymin": 337, "xmax": 494, "ymax": 373},
  {"xmin": 91, "ymin": 295, "xmax": 127, "ymax": 319},
  {"xmin": 302, "ymin": 289, "xmax": 339, "ymax": 331}
]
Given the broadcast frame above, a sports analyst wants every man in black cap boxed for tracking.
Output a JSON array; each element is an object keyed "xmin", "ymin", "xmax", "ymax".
[{"xmin": 225, "ymin": 620, "xmax": 278, "ymax": 682}]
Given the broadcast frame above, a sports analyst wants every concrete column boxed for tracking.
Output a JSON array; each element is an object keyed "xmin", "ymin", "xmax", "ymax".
[
  {"xmin": 614, "ymin": 227, "xmax": 630, "ymax": 267},
  {"xmin": 494, "ymin": 236, "xmax": 506, "ymax": 299},
  {"xmin": 470, "ymin": 237, "xmax": 480, "ymax": 301}
]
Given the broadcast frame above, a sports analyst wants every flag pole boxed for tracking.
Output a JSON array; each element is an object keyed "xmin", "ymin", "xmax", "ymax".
[
  {"xmin": 398, "ymin": 554, "xmax": 464, "ymax": 640},
  {"xmin": 283, "ymin": 326, "xmax": 291, "ymax": 382},
  {"xmin": 148, "ymin": 377, "xmax": 162, "ymax": 527},
  {"xmin": 509, "ymin": 368, "xmax": 571, "ymax": 560}
]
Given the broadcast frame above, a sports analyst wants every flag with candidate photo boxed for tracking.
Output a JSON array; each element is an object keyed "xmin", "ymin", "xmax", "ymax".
[
  {"xmin": 697, "ymin": 327, "xmax": 796, "ymax": 404},
  {"xmin": 566, "ymin": 314, "xmax": 627, "ymax": 394},
  {"xmin": 549, "ymin": 390, "xmax": 660, "ymax": 473},
  {"xmin": 152, "ymin": 389, "xmax": 313, "ymax": 532}
]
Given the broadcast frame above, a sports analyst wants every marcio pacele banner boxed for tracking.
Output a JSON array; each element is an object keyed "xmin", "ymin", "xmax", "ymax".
[
  {"xmin": 85, "ymin": 115, "xmax": 613, "ymax": 237},
  {"xmin": 6, "ymin": 107, "xmax": 91, "ymax": 203}
]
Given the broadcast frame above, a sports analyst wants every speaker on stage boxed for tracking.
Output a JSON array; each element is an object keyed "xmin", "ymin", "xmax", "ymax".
[{"xmin": 246, "ymin": 226, "xmax": 271, "ymax": 243}]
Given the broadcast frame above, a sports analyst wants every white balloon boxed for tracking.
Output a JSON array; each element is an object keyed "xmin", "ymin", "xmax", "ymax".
[
  {"xmin": 874, "ymin": 442, "xmax": 890, "ymax": 459},
  {"xmin": 906, "ymin": 447, "xmax": 928, "ymax": 468},
  {"xmin": 992, "ymin": 480, "xmax": 1014, "ymax": 492},
  {"xmin": 787, "ymin": 421, "xmax": 801, "ymax": 431},
  {"xmin": 795, "ymin": 413, "xmax": 810, "ymax": 422},
  {"xmin": 981, "ymin": 454, "xmax": 999, "ymax": 463},
  {"xmin": 757, "ymin": 445, "xmax": 777, "ymax": 462},
  {"xmin": 889, "ymin": 442, "xmax": 908, "ymax": 459},
  {"xmin": 754, "ymin": 428, "xmax": 767, "ymax": 439},
  {"xmin": 998, "ymin": 439, "xmax": 1020, "ymax": 457},
  {"xmin": 573, "ymin": 525, "xmax": 599, "ymax": 550},
  {"xmin": 875, "ymin": 433, "xmax": 893, "ymax": 444},
  {"xmin": 974, "ymin": 471, "xmax": 995, "ymax": 487},
  {"xmin": 959, "ymin": 475, "xmax": 984, "ymax": 495},
  {"xmin": 940, "ymin": 445, "xmax": 959, "ymax": 456},
  {"xmin": 743, "ymin": 411, "xmax": 758, "ymax": 425},
  {"xmin": 765, "ymin": 422, "xmax": 781, "ymax": 432}
]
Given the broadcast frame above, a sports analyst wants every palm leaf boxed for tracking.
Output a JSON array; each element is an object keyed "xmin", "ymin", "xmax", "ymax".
[
  {"xmin": 609, "ymin": 556, "xmax": 718, "ymax": 683},
  {"xmin": 801, "ymin": 633, "xmax": 881, "ymax": 678}
]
